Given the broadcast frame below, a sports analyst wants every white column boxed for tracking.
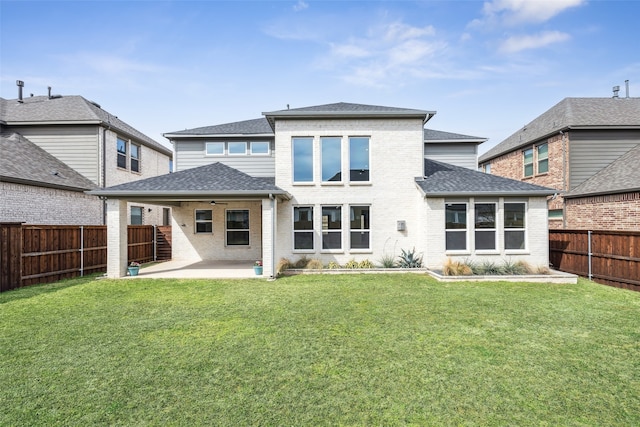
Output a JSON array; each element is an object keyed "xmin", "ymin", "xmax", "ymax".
[
  {"xmin": 262, "ymin": 197, "xmax": 277, "ymax": 278},
  {"xmin": 106, "ymin": 199, "xmax": 128, "ymax": 278}
]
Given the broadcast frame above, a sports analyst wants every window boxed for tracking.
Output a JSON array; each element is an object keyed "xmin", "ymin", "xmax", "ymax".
[
  {"xmin": 293, "ymin": 137, "xmax": 314, "ymax": 183},
  {"xmin": 474, "ymin": 203, "xmax": 496, "ymax": 250},
  {"xmin": 131, "ymin": 143, "xmax": 140, "ymax": 172},
  {"xmin": 322, "ymin": 206, "xmax": 342, "ymax": 250},
  {"xmin": 226, "ymin": 210, "xmax": 249, "ymax": 245},
  {"xmin": 228, "ymin": 142, "xmax": 247, "ymax": 155},
  {"xmin": 549, "ymin": 209, "xmax": 563, "ymax": 220},
  {"xmin": 131, "ymin": 206, "xmax": 143, "ymax": 225},
  {"xmin": 537, "ymin": 143, "xmax": 549, "ymax": 174},
  {"xmin": 523, "ymin": 148, "xmax": 534, "ymax": 177},
  {"xmin": 117, "ymin": 137, "xmax": 127, "ymax": 169},
  {"xmin": 195, "ymin": 210, "xmax": 213, "ymax": 233},
  {"xmin": 483, "ymin": 163, "xmax": 491, "ymax": 174},
  {"xmin": 350, "ymin": 206, "xmax": 370, "ymax": 250},
  {"xmin": 293, "ymin": 206, "xmax": 314, "ymax": 250},
  {"xmin": 504, "ymin": 203, "xmax": 526, "ymax": 250},
  {"xmin": 163, "ymin": 208, "xmax": 171, "ymax": 226},
  {"xmin": 349, "ymin": 137, "xmax": 370, "ymax": 182},
  {"xmin": 321, "ymin": 137, "xmax": 342, "ymax": 182},
  {"xmin": 206, "ymin": 142, "xmax": 225, "ymax": 155},
  {"xmin": 445, "ymin": 203, "xmax": 467, "ymax": 251},
  {"xmin": 251, "ymin": 141, "xmax": 270, "ymax": 155}
]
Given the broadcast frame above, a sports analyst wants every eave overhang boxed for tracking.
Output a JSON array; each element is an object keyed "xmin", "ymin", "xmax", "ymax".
[{"xmin": 263, "ymin": 110, "xmax": 437, "ymax": 130}]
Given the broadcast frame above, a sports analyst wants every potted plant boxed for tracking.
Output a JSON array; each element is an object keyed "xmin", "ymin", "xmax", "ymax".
[
  {"xmin": 253, "ymin": 260, "xmax": 263, "ymax": 276},
  {"xmin": 128, "ymin": 261, "xmax": 141, "ymax": 276}
]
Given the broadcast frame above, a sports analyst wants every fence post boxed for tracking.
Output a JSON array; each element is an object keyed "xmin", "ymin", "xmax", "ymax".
[
  {"xmin": 80, "ymin": 225, "xmax": 84, "ymax": 277},
  {"xmin": 588, "ymin": 230, "xmax": 592, "ymax": 280},
  {"xmin": 153, "ymin": 225, "xmax": 157, "ymax": 262}
]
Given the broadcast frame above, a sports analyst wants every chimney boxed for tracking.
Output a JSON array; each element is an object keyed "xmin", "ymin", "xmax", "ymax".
[
  {"xmin": 625, "ymin": 80, "xmax": 630, "ymax": 98},
  {"xmin": 613, "ymin": 85, "xmax": 620, "ymax": 98},
  {"xmin": 48, "ymin": 86, "xmax": 52, "ymax": 99},
  {"xmin": 16, "ymin": 80, "xmax": 24, "ymax": 103}
]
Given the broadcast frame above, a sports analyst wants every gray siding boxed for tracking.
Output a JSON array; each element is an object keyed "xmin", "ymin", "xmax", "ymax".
[
  {"xmin": 10, "ymin": 125, "xmax": 100, "ymax": 184},
  {"xmin": 424, "ymin": 143, "xmax": 478, "ymax": 170},
  {"xmin": 569, "ymin": 130, "xmax": 640, "ymax": 190},
  {"xmin": 175, "ymin": 139, "xmax": 276, "ymax": 177}
]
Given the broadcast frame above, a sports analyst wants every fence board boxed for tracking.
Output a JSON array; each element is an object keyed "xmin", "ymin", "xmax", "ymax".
[{"xmin": 550, "ymin": 229, "xmax": 640, "ymax": 291}]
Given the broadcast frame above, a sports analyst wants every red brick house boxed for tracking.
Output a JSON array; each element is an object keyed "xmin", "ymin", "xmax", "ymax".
[{"xmin": 478, "ymin": 97, "xmax": 640, "ymax": 230}]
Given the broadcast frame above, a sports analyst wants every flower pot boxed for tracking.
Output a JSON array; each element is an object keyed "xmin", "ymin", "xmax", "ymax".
[
  {"xmin": 128, "ymin": 266, "xmax": 140, "ymax": 276},
  {"xmin": 253, "ymin": 266, "xmax": 263, "ymax": 276}
]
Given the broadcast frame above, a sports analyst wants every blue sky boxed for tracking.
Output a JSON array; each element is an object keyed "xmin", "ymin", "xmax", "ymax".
[{"xmin": 1, "ymin": 0, "xmax": 639, "ymax": 153}]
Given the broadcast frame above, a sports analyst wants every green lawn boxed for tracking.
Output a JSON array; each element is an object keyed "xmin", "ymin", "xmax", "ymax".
[{"xmin": 1, "ymin": 274, "xmax": 639, "ymax": 426}]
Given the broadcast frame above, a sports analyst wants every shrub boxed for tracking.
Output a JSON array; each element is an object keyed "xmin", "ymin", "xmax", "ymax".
[
  {"xmin": 358, "ymin": 259, "xmax": 375, "ymax": 269},
  {"xmin": 535, "ymin": 265, "xmax": 551, "ymax": 275},
  {"xmin": 327, "ymin": 261, "xmax": 341, "ymax": 269},
  {"xmin": 306, "ymin": 259, "xmax": 323, "ymax": 270},
  {"xmin": 344, "ymin": 259, "xmax": 359, "ymax": 269},
  {"xmin": 397, "ymin": 248, "xmax": 423, "ymax": 268},
  {"xmin": 276, "ymin": 258, "xmax": 291, "ymax": 276},
  {"xmin": 477, "ymin": 260, "xmax": 501, "ymax": 275},
  {"xmin": 443, "ymin": 258, "xmax": 473, "ymax": 276},
  {"xmin": 378, "ymin": 253, "xmax": 397, "ymax": 268},
  {"xmin": 294, "ymin": 256, "xmax": 310, "ymax": 269},
  {"xmin": 501, "ymin": 259, "xmax": 529, "ymax": 275}
]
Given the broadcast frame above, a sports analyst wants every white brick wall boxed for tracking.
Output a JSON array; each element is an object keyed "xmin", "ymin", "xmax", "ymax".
[
  {"xmin": 106, "ymin": 199, "xmax": 128, "ymax": 278},
  {"xmin": 0, "ymin": 182, "xmax": 102, "ymax": 225}
]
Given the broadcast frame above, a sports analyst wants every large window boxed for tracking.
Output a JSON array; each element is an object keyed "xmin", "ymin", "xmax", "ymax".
[
  {"xmin": 474, "ymin": 203, "xmax": 496, "ymax": 250},
  {"xmin": 293, "ymin": 206, "xmax": 314, "ymax": 250},
  {"xmin": 523, "ymin": 148, "xmax": 534, "ymax": 177},
  {"xmin": 322, "ymin": 206, "xmax": 342, "ymax": 250},
  {"xmin": 349, "ymin": 137, "xmax": 370, "ymax": 182},
  {"xmin": 131, "ymin": 206, "xmax": 143, "ymax": 225},
  {"xmin": 537, "ymin": 143, "xmax": 549, "ymax": 174},
  {"xmin": 350, "ymin": 206, "xmax": 370, "ymax": 250},
  {"xmin": 131, "ymin": 143, "xmax": 140, "ymax": 173},
  {"xmin": 504, "ymin": 203, "xmax": 526, "ymax": 250},
  {"xmin": 195, "ymin": 209, "xmax": 213, "ymax": 233},
  {"xmin": 293, "ymin": 137, "xmax": 314, "ymax": 183},
  {"xmin": 117, "ymin": 137, "xmax": 127, "ymax": 169},
  {"xmin": 445, "ymin": 203, "xmax": 467, "ymax": 251},
  {"xmin": 321, "ymin": 137, "xmax": 342, "ymax": 182},
  {"xmin": 226, "ymin": 210, "xmax": 249, "ymax": 245}
]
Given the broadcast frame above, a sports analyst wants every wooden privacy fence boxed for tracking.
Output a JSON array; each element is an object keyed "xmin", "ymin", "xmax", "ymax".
[
  {"xmin": 0, "ymin": 224, "xmax": 172, "ymax": 292},
  {"xmin": 549, "ymin": 229, "xmax": 640, "ymax": 291}
]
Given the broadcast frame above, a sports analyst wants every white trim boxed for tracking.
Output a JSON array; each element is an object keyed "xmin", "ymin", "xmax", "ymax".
[
  {"xmin": 227, "ymin": 141, "xmax": 248, "ymax": 156},
  {"xmin": 292, "ymin": 205, "xmax": 315, "ymax": 252},
  {"xmin": 205, "ymin": 141, "xmax": 225, "ymax": 156},
  {"xmin": 225, "ymin": 208, "xmax": 250, "ymax": 246},
  {"xmin": 250, "ymin": 141, "xmax": 271, "ymax": 156}
]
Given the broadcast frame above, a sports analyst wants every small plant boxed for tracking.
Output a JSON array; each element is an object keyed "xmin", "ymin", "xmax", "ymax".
[
  {"xmin": 358, "ymin": 259, "xmax": 375, "ymax": 269},
  {"xmin": 254, "ymin": 260, "xmax": 263, "ymax": 267},
  {"xmin": 327, "ymin": 261, "xmax": 341, "ymax": 269},
  {"xmin": 344, "ymin": 259, "xmax": 359, "ymax": 269},
  {"xmin": 276, "ymin": 258, "xmax": 291, "ymax": 276},
  {"xmin": 477, "ymin": 260, "xmax": 501, "ymax": 275},
  {"xmin": 443, "ymin": 258, "xmax": 472, "ymax": 276},
  {"xmin": 397, "ymin": 248, "xmax": 423, "ymax": 268},
  {"xmin": 294, "ymin": 256, "xmax": 310, "ymax": 269},
  {"xmin": 378, "ymin": 253, "xmax": 397, "ymax": 268},
  {"xmin": 535, "ymin": 265, "xmax": 551, "ymax": 275},
  {"xmin": 306, "ymin": 259, "xmax": 323, "ymax": 270},
  {"xmin": 129, "ymin": 261, "xmax": 141, "ymax": 267}
]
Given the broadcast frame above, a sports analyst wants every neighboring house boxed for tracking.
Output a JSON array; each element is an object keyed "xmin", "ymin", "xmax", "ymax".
[
  {"xmin": 0, "ymin": 87, "xmax": 173, "ymax": 225},
  {"xmin": 91, "ymin": 102, "xmax": 554, "ymax": 278},
  {"xmin": 0, "ymin": 131, "xmax": 99, "ymax": 224},
  {"xmin": 478, "ymin": 97, "xmax": 640, "ymax": 230}
]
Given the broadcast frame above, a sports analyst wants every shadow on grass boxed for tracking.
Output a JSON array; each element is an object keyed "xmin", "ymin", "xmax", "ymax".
[{"xmin": 0, "ymin": 273, "xmax": 103, "ymax": 304}]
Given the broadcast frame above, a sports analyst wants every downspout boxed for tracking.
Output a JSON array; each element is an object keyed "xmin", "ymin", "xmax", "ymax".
[
  {"xmin": 269, "ymin": 193, "xmax": 276, "ymax": 280},
  {"xmin": 101, "ymin": 125, "xmax": 108, "ymax": 225},
  {"xmin": 561, "ymin": 130, "xmax": 567, "ymax": 229}
]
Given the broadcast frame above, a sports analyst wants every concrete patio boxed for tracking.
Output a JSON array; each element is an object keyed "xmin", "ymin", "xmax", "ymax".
[{"xmin": 127, "ymin": 260, "xmax": 264, "ymax": 279}]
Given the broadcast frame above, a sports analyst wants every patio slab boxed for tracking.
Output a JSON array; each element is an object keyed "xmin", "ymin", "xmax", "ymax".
[{"xmin": 128, "ymin": 260, "xmax": 264, "ymax": 279}]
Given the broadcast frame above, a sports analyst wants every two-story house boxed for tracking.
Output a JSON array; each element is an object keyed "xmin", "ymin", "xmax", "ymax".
[
  {"xmin": 478, "ymin": 96, "xmax": 640, "ymax": 230},
  {"xmin": 0, "ymin": 85, "xmax": 173, "ymax": 225},
  {"xmin": 91, "ymin": 102, "xmax": 554, "ymax": 278}
]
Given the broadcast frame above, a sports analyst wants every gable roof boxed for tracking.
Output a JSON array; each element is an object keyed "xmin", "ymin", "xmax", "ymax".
[
  {"xmin": 0, "ymin": 131, "xmax": 97, "ymax": 191},
  {"xmin": 479, "ymin": 97, "xmax": 640, "ymax": 163},
  {"xmin": 0, "ymin": 95, "xmax": 172, "ymax": 156},
  {"xmin": 424, "ymin": 128, "xmax": 487, "ymax": 144},
  {"xmin": 263, "ymin": 102, "xmax": 436, "ymax": 129},
  {"xmin": 164, "ymin": 118, "xmax": 273, "ymax": 138},
  {"xmin": 88, "ymin": 162, "xmax": 290, "ymax": 199},
  {"xmin": 565, "ymin": 143, "xmax": 640, "ymax": 198},
  {"xmin": 415, "ymin": 159, "xmax": 554, "ymax": 197}
]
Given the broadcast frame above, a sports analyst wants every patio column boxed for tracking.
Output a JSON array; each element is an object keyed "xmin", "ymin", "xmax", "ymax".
[
  {"xmin": 106, "ymin": 199, "xmax": 128, "ymax": 278},
  {"xmin": 262, "ymin": 196, "xmax": 277, "ymax": 278}
]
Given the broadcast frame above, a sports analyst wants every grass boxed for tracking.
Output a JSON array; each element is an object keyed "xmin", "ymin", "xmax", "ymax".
[{"xmin": 1, "ymin": 274, "xmax": 639, "ymax": 426}]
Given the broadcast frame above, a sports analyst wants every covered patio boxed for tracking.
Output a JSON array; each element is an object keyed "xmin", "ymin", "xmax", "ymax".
[{"xmin": 127, "ymin": 260, "xmax": 263, "ymax": 279}]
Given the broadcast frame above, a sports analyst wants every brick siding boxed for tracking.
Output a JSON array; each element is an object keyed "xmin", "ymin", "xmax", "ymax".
[{"xmin": 565, "ymin": 192, "xmax": 640, "ymax": 231}]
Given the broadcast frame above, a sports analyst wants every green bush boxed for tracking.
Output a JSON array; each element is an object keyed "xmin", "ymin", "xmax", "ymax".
[{"xmin": 397, "ymin": 248, "xmax": 423, "ymax": 268}]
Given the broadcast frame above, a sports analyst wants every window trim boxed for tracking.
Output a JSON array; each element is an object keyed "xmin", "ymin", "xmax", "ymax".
[
  {"xmin": 321, "ymin": 136, "xmax": 343, "ymax": 184},
  {"xmin": 348, "ymin": 136, "xmax": 371, "ymax": 184},
  {"xmin": 130, "ymin": 206, "xmax": 143, "ymax": 225},
  {"xmin": 205, "ymin": 142, "xmax": 225, "ymax": 156},
  {"xmin": 474, "ymin": 202, "xmax": 498, "ymax": 253},
  {"xmin": 445, "ymin": 202, "xmax": 469, "ymax": 253},
  {"xmin": 117, "ymin": 137, "xmax": 128, "ymax": 170},
  {"xmin": 227, "ymin": 141, "xmax": 248, "ymax": 156},
  {"xmin": 321, "ymin": 205, "xmax": 343, "ymax": 253},
  {"xmin": 250, "ymin": 141, "xmax": 270, "ymax": 156},
  {"xmin": 292, "ymin": 206, "xmax": 315, "ymax": 252},
  {"xmin": 194, "ymin": 209, "xmax": 213, "ymax": 234},
  {"xmin": 523, "ymin": 148, "xmax": 534, "ymax": 178},
  {"xmin": 292, "ymin": 137, "xmax": 315, "ymax": 184},
  {"xmin": 504, "ymin": 201, "xmax": 527, "ymax": 253},
  {"xmin": 130, "ymin": 143, "xmax": 141, "ymax": 173},
  {"xmin": 349, "ymin": 205, "xmax": 371, "ymax": 252},
  {"xmin": 537, "ymin": 143, "xmax": 549, "ymax": 174},
  {"xmin": 225, "ymin": 209, "xmax": 250, "ymax": 246}
]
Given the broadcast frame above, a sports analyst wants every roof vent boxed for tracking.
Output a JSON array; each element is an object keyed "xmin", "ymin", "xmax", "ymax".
[
  {"xmin": 16, "ymin": 80, "xmax": 24, "ymax": 103},
  {"xmin": 613, "ymin": 85, "xmax": 620, "ymax": 98},
  {"xmin": 625, "ymin": 79, "xmax": 630, "ymax": 98},
  {"xmin": 89, "ymin": 100, "xmax": 101, "ymax": 108}
]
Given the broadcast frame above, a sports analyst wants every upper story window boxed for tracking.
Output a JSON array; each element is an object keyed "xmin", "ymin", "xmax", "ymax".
[
  {"xmin": 321, "ymin": 137, "xmax": 342, "ymax": 182},
  {"xmin": 206, "ymin": 142, "xmax": 225, "ymax": 155},
  {"xmin": 537, "ymin": 143, "xmax": 548, "ymax": 174},
  {"xmin": 228, "ymin": 142, "xmax": 247, "ymax": 155},
  {"xmin": 523, "ymin": 148, "xmax": 534, "ymax": 177},
  {"xmin": 117, "ymin": 137, "xmax": 127, "ymax": 169},
  {"xmin": 131, "ymin": 143, "xmax": 140, "ymax": 173},
  {"xmin": 349, "ymin": 137, "xmax": 370, "ymax": 182},
  {"xmin": 445, "ymin": 203, "xmax": 467, "ymax": 251},
  {"xmin": 504, "ymin": 202, "xmax": 526, "ymax": 250},
  {"xmin": 205, "ymin": 141, "xmax": 271, "ymax": 156},
  {"xmin": 293, "ymin": 137, "xmax": 314, "ymax": 183},
  {"xmin": 483, "ymin": 163, "xmax": 491, "ymax": 174},
  {"xmin": 474, "ymin": 203, "xmax": 496, "ymax": 250},
  {"xmin": 251, "ymin": 141, "xmax": 270, "ymax": 155}
]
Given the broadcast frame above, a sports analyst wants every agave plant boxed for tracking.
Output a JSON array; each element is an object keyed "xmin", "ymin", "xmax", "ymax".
[{"xmin": 397, "ymin": 248, "xmax": 423, "ymax": 268}]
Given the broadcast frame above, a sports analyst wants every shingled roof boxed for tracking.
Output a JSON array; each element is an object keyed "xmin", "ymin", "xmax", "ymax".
[
  {"xmin": 424, "ymin": 129, "xmax": 486, "ymax": 143},
  {"xmin": 479, "ymin": 97, "xmax": 640, "ymax": 163},
  {"xmin": 416, "ymin": 158, "xmax": 554, "ymax": 197},
  {"xmin": 565, "ymin": 143, "xmax": 640, "ymax": 198},
  {"xmin": 0, "ymin": 95, "xmax": 172, "ymax": 156},
  {"xmin": 164, "ymin": 118, "xmax": 272, "ymax": 137},
  {"xmin": 88, "ymin": 162, "xmax": 289, "ymax": 199},
  {"xmin": 0, "ymin": 131, "xmax": 97, "ymax": 191}
]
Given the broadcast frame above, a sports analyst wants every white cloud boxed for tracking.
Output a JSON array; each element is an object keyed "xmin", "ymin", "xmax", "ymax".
[
  {"xmin": 499, "ymin": 30, "xmax": 571, "ymax": 53},
  {"xmin": 293, "ymin": 1, "xmax": 308, "ymax": 12},
  {"xmin": 481, "ymin": 0, "xmax": 586, "ymax": 26}
]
